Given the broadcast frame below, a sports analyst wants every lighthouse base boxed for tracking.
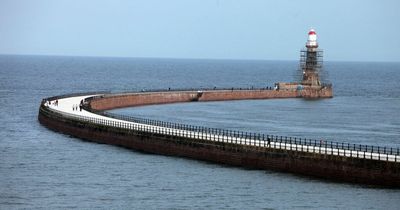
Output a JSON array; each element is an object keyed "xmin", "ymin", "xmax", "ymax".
[{"xmin": 276, "ymin": 82, "xmax": 333, "ymax": 98}]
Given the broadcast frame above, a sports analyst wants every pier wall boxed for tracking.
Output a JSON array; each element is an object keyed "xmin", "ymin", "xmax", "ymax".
[
  {"xmin": 90, "ymin": 90, "xmax": 299, "ymax": 111},
  {"xmin": 38, "ymin": 104, "xmax": 400, "ymax": 187},
  {"xmin": 301, "ymin": 87, "xmax": 333, "ymax": 98}
]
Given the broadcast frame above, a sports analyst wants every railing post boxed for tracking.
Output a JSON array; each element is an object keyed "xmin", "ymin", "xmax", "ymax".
[
  {"xmin": 371, "ymin": 149, "xmax": 373, "ymax": 159},
  {"xmin": 263, "ymin": 134, "xmax": 265, "ymax": 148},
  {"xmin": 319, "ymin": 140, "xmax": 321, "ymax": 154},
  {"xmin": 235, "ymin": 131, "xmax": 238, "ymax": 145},
  {"xmin": 306, "ymin": 138, "xmax": 309, "ymax": 152}
]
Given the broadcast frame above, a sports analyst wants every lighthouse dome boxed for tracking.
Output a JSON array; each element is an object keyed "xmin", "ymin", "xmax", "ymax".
[{"xmin": 306, "ymin": 28, "xmax": 318, "ymax": 48}]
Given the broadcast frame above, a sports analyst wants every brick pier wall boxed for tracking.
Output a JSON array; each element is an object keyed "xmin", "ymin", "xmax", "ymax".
[{"xmin": 90, "ymin": 90, "xmax": 299, "ymax": 110}]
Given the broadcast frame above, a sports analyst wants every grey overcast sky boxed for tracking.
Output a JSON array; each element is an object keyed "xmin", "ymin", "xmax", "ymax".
[{"xmin": 0, "ymin": 0, "xmax": 399, "ymax": 61}]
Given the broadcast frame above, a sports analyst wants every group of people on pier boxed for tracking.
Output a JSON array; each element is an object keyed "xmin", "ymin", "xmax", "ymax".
[
  {"xmin": 72, "ymin": 100, "xmax": 84, "ymax": 112},
  {"xmin": 44, "ymin": 100, "xmax": 58, "ymax": 107}
]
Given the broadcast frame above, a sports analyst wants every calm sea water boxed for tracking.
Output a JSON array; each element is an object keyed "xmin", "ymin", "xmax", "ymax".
[{"xmin": 0, "ymin": 55, "xmax": 399, "ymax": 209}]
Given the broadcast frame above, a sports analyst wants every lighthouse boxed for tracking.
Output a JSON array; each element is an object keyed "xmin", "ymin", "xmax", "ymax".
[
  {"xmin": 276, "ymin": 28, "xmax": 332, "ymax": 97},
  {"xmin": 300, "ymin": 29, "xmax": 323, "ymax": 87}
]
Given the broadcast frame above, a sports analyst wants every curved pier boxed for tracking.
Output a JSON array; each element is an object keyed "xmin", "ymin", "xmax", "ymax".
[{"xmin": 38, "ymin": 89, "xmax": 400, "ymax": 187}]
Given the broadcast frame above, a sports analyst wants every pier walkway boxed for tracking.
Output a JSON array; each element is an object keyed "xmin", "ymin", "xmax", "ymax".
[{"xmin": 45, "ymin": 94, "xmax": 400, "ymax": 163}]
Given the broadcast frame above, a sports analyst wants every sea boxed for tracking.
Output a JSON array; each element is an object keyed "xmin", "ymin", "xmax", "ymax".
[{"xmin": 0, "ymin": 55, "xmax": 399, "ymax": 209}]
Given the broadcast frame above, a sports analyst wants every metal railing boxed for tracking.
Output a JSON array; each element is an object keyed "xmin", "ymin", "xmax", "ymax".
[
  {"xmin": 40, "ymin": 95, "xmax": 400, "ymax": 163},
  {"xmin": 97, "ymin": 111, "xmax": 400, "ymax": 159},
  {"xmin": 69, "ymin": 87, "xmax": 277, "ymax": 104},
  {"xmin": 43, "ymin": 91, "xmax": 110, "ymax": 102},
  {"xmin": 132, "ymin": 86, "xmax": 276, "ymax": 92}
]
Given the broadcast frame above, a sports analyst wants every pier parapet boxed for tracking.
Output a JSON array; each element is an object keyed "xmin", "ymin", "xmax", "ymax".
[{"xmin": 38, "ymin": 90, "xmax": 399, "ymax": 187}]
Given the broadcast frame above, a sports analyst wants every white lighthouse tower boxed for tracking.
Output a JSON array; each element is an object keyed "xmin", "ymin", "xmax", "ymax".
[{"xmin": 300, "ymin": 28, "xmax": 323, "ymax": 87}]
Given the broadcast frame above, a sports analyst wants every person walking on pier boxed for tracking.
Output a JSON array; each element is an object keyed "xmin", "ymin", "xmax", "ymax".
[{"xmin": 267, "ymin": 137, "xmax": 271, "ymax": 147}]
